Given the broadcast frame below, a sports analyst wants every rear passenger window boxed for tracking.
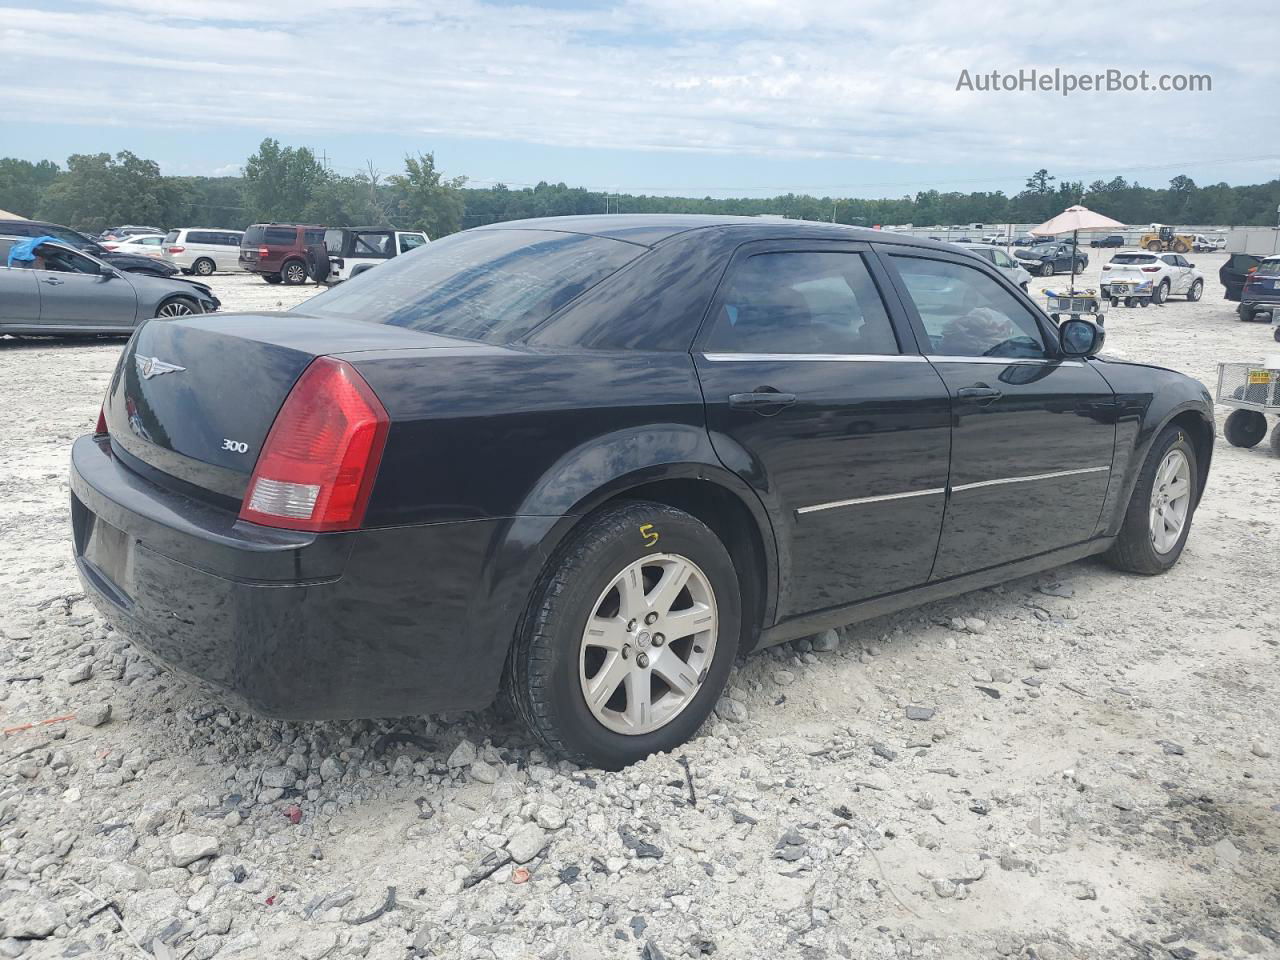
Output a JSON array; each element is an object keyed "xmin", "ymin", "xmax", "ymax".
[
  {"xmin": 264, "ymin": 227, "xmax": 296, "ymax": 245},
  {"xmin": 304, "ymin": 229, "xmax": 325, "ymax": 245},
  {"xmin": 221, "ymin": 233, "xmax": 242, "ymax": 246},
  {"xmin": 890, "ymin": 256, "xmax": 1048, "ymax": 359},
  {"xmin": 705, "ymin": 252, "xmax": 899, "ymax": 355}
]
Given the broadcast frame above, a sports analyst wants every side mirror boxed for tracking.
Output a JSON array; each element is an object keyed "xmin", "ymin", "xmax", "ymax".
[
  {"xmin": 101, "ymin": 267, "xmax": 121, "ymax": 280},
  {"xmin": 1188, "ymin": 263, "xmax": 1196, "ymax": 269},
  {"xmin": 1059, "ymin": 318, "xmax": 1105, "ymax": 358}
]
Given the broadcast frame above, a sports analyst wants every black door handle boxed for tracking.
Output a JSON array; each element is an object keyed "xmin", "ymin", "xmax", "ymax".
[
  {"xmin": 729, "ymin": 391, "xmax": 797, "ymax": 414},
  {"xmin": 957, "ymin": 385, "xmax": 1003, "ymax": 403}
]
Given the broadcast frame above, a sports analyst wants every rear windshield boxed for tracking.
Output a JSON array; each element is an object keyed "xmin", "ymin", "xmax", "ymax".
[
  {"xmin": 1111, "ymin": 254, "xmax": 1156, "ymax": 264},
  {"xmin": 164, "ymin": 230, "xmax": 179, "ymax": 243},
  {"xmin": 297, "ymin": 228, "xmax": 643, "ymax": 344},
  {"xmin": 1258, "ymin": 260, "xmax": 1280, "ymax": 276},
  {"xmin": 1229, "ymin": 253, "xmax": 1261, "ymax": 271},
  {"xmin": 242, "ymin": 225, "xmax": 264, "ymax": 246}
]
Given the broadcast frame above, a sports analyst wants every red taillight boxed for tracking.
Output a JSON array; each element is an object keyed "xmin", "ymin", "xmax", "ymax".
[
  {"xmin": 1141, "ymin": 266, "xmax": 1161, "ymax": 272},
  {"xmin": 258, "ymin": 246, "xmax": 270, "ymax": 258},
  {"xmin": 238, "ymin": 358, "xmax": 389, "ymax": 533},
  {"xmin": 95, "ymin": 405, "xmax": 108, "ymax": 436},
  {"xmin": 168, "ymin": 245, "xmax": 185, "ymax": 254}
]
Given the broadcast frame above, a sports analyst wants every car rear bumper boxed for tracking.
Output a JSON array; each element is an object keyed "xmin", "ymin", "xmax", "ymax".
[{"xmin": 70, "ymin": 434, "xmax": 512, "ymax": 719}]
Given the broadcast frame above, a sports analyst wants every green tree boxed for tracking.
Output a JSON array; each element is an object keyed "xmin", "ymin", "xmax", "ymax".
[
  {"xmin": 0, "ymin": 158, "xmax": 61, "ymax": 217},
  {"xmin": 388, "ymin": 153, "xmax": 466, "ymax": 237},
  {"xmin": 37, "ymin": 151, "xmax": 179, "ymax": 232},
  {"xmin": 242, "ymin": 139, "xmax": 330, "ymax": 223}
]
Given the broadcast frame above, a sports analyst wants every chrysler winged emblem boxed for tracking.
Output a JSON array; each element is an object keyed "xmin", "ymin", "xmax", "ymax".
[{"xmin": 135, "ymin": 355, "xmax": 186, "ymax": 380}]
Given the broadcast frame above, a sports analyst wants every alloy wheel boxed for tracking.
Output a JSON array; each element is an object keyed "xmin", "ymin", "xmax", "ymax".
[
  {"xmin": 578, "ymin": 553, "xmax": 717, "ymax": 736},
  {"xmin": 1149, "ymin": 448, "xmax": 1191, "ymax": 554},
  {"xmin": 285, "ymin": 262, "xmax": 306, "ymax": 283},
  {"xmin": 156, "ymin": 300, "xmax": 195, "ymax": 317}
]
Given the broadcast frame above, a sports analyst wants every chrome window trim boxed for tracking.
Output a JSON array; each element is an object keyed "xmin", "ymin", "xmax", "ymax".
[
  {"xmin": 796, "ymin": 487, "xmax": 945, "ymax": 515},
  {"xmin": 951, "ymin": 465, "xmax": 1110, "ymax": 493},
  {"xmin": 702, "ymin": 353, "xmax": 927, "ymax": 363},
  {"xmin": 924, "ymin": 355, "xmax": 1084, "ymax": 366}
]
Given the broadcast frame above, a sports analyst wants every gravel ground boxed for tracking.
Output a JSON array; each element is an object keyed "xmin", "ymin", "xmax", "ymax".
[{"xmin": 1, "ymin": 256, "xmax": 1278, "ymax": 960}]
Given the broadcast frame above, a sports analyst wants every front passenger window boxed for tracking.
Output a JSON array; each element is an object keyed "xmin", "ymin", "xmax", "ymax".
[
  {"xmin": 705, "ymin": 251, "xmax": 900, "ymax": 355},
  {"xmin": 890, "ymin": 255, "xmax": 1048, "ymax": 359}
]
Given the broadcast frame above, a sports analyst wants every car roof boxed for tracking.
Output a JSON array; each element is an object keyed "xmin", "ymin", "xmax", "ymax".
[
  {"xmin": 177, "ymin": 226, "xmax": 243, "ymax": 232},
  {"xmin": 471, "ymin": 213, "xmax": 953, "ymax": 250}
]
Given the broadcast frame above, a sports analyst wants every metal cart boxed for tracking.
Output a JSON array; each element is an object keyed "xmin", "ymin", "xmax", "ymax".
[
  {"xmin": 1104, "ymin": 278, "xmax": 1154, "ymax": 309},
  {"xmin": 1217, "ymin": 361, "xmax": 1280, "ymax": 454},
  {"xmin": 1045, "ymin": 288, "xmax": 1105, "ymax": 326}
]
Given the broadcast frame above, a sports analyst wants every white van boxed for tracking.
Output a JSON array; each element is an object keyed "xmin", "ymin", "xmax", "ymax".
[{"xmin": 162, "ymin": 228, "xmax": 246, "ymax": 276}]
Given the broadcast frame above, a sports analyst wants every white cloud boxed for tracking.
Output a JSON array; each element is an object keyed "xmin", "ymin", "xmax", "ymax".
[{"xmin": 0, "ymin": 0, "xmax": 1272, "ymax": 190}]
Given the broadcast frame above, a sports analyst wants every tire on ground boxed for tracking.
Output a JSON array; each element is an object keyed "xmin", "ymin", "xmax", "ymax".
[
  {"xmin": 506, "ymin": 500, "xmax": 742, "ymax": 769},
  {"xmin": 1105, "ymin": 424, "xmax": 1199, "ymax": 575}
]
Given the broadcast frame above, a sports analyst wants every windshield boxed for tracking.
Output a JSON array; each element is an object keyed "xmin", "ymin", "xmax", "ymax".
[
  {"xmin": 297, "ymin": 228, "xmax": 643, "ymax": 344},
  {"xmin": 1111, "ymin": 254, "xmax": 1156, "ymax": 265}
]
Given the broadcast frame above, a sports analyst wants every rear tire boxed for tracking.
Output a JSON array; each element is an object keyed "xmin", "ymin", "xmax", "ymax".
[
  {"xmin": 1237, "ymin": 304, "xmax": 1254, "ymax": 322},
  {"xmin": 281, "ymin": 260, "xmax": 307, "ymax": 285},
  {"xmin": 1105, "ymin": 425, "xmax": 1198, "ymax": 575},
  {"xmin": 193, "ymin": 258, "xmax": 215, "ymax": 276},
  {"xmin": 1186, "ymin": 280, "xmax": 1203, "ymax": 301},
  {"xmin": 1271, "ymin": 420, "xmax": 1280, "ymax": 457},
  {"xmin": 1152, "ymin": 281, "xmax": 1169, "ymax": 305},
  {"xmin": 1224, "ymin": 409, "xmax": 1267, "ymax": 448},
  {"xmin": 506, "ymin": 501, "xmax": 741, "ymax": 770}
]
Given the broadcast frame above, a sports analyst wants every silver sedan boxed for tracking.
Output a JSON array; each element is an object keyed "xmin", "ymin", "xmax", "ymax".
[{"xmin": 0, "ymin": 236, "xmax": 219, "ymax": 335}]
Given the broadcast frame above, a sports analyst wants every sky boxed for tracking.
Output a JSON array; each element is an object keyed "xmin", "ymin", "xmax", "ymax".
[{"xmin": 1, "ymin": 0, "xmax": 1276, "ymax": 198}]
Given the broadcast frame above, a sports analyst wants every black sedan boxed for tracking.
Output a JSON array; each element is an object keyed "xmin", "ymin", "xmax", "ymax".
[
  {"xmin": 0, "ymin": 219, "xmax": 180, "ymax": 278},
  {"xmin": 1014, "ymin": 241, "xmax": 1089, "ymax": 277},
  {"xmin": 70, "ymin": 216, "xmax": 1214, "ymax": 768}
]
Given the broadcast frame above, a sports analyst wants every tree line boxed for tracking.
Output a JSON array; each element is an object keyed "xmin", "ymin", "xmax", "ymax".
[{"xmin": 2, "ymin": 140, "xmax": 1278, "ymax": 237}]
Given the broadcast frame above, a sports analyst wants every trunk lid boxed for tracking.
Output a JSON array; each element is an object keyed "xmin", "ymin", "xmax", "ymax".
[{"xmin": 104, "ymin": 313, "xmax": 467, "ymax": 501}]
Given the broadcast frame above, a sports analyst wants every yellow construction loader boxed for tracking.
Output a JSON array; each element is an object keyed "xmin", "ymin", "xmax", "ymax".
[{"xmin": 1139, "ymin": 224, "xmax": 1194, "ymax": 253}]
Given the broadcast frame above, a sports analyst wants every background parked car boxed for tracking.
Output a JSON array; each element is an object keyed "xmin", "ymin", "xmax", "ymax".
[
  {"xmin": 1237, "ymin": 255, "xmax": 1280, "ymax": 322},
  {"xmin": 0, "ymin": 219, "xmax": 179, "ymax": 278},
  {"xmin": 1015, "ymin": 241, "xmax": 1088, "ymax": 277},
  {"xmin": 959, "ymin": 243, "xmax": 1031, "ymax": 289},
  {"xmin": 102, "ymin": 234, "xmax": 167, "ymax": 257},
  {"xmin": 239, "ymin": 223, "xmax": 326, "ymax": 284},
  {"xmin": 1220, "ymin": 252, "xmax": 1262, "ymax": 302},
  {"xmin": 0, "ymin": 236, "xmax": 219, "ymax": 334},
  {"xmin": 1089, "ymin": 234, "xmax": 1125, "ymax": 248},
  {"xmin": 99, "ymin": 225, "xmax": 164, "ymax": 241},
  {"xmin": 1101, "ymin": 252, "xmax": 1203, "ymax": 304},
  {"xmin": 320, "ymin": 227, "xmax": 429, "ymax": 282},
  {"xmin": 163, "ymin": 228, "xmax": 246, "ymax": 276}
]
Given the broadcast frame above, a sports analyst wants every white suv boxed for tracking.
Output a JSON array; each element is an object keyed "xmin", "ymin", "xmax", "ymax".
[
  {"xmin": 1101, "ymin": 252, "xmax": 1204, "ymax": 305},
  {"xmin": 162, "ymin": 228, "xmax": 246, "ymax": 276}
]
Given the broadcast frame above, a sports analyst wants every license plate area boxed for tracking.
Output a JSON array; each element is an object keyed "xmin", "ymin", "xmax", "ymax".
[{"xmin": 83, "ymin": 516, "xmax": 132, "ymax": 596}]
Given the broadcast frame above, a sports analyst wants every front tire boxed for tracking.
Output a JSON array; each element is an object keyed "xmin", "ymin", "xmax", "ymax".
[
  {"xmin": 507, "ymin": 501, "xmax": 741, "ymax": 769},
  {"xmin": 1039, "ymin": 262, "xmax": 1054, "ymax": 277},
  {"xmin": 193, "ymin": 258, "xmax": 215, "ymax": 277},
  {"xmin": 1105, "ymin": 425, "xmax": 1198, "ymax": 575},
  {"xmin": 155, "ymin": 296, "xmax": 199, "ymax": 318},
  {"xmin": 1224, "ymin": 409, "xmax": 1267, "ymax": 448}
]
